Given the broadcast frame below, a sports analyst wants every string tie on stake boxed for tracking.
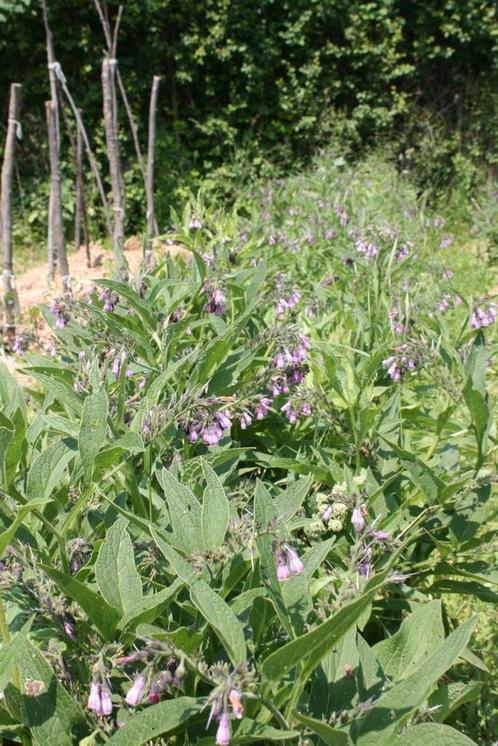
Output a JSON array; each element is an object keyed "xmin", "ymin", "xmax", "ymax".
[
  {"xmin": 48, "ymin": 61, "xmax": 66, "ymax": 84},
  {"xmin": 8, "ymin": 119, "xmax": 22, "ymax": 139},
  {"xmin": 1, "ymin": 272, "xmax": 17, "ymax": 289}
]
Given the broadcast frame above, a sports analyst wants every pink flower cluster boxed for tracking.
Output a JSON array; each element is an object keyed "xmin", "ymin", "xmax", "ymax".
[
  {"xmin": 470, "ymin": 301, "xmax": 497, "ymax": 329},
  {"xmin": 274, "ymin": 543, "xmax": 304, "ymax": 581}
]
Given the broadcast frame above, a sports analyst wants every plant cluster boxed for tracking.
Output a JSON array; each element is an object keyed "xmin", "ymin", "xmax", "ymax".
[{"xmin": 0, "ymin": 155, "xmax": 497, "ymax": 744}]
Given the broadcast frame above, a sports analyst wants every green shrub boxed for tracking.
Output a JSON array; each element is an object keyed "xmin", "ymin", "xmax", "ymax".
[{"xmin": 0, "ymin": 155, "xmax": 496, "ymax": 744}]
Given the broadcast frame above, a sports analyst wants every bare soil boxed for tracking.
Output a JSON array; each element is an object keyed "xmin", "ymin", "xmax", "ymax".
[{"xmin": 1, "ymin": 236, "xmax": 189, "ymax": 382}]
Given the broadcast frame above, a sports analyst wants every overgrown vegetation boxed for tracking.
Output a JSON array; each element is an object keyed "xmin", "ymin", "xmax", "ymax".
[{"xmin": 0, "ymin": 155, "xmax": 497, "ymax": 744}]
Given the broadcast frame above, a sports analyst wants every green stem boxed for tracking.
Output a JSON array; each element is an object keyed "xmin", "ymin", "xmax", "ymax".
[
  {"xmin": 0, "ymin": 592, "xmax": 19, "ymax": 689},
  {"xmin": 256, "ymin": 693, "xmax": 290, "ymax": 730},
  {"xmin": 284, "ymin": 665, "xmax": 304, "ymax": 722},
  {"xmin": 0, "ymin": 593, "xmax": 11, "ymax": 644}
]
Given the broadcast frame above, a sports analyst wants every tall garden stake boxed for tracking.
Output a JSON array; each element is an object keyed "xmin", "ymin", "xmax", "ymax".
[
  {"xmin": 145, "ymin": 76, "xmax": 161, "ymax": 268},
  {"xmin": 74, "ymin": 108, "xmax": 91, "ymax": 267},
  {"xmin": 49, "ymin": 63, "xmax": 112, "ymax": 241},
  {"xmin": 102, "ymin": 57, "xmax": 127, "ymax": 276},
  {"xmin": 1, "ymin": 84, "xmax": 22, "ymax": 341},
  {"xmin": 46, "ymin": 100, "xmax": 71, "ymax": 295},
  {"xmin": 42, "ymin": 0, "xmax": 60, "ymax": 281},
  {"xmin": 94, "ymin": 1, "xmax": 147, "ymax": 189}
]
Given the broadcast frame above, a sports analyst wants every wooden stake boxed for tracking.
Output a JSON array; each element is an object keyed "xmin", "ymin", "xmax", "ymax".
[
  {"xmin": 74, "ymin": 108, "xmax": 91, "ymax": 267},
  {"xmin": 46, "ymin": 100, "xmax": 70, "ymax": 295},
  {"xmin": 145, "ymin": 76, "xmax": 160, "ymax": 268},
  {"xmin": 52, "ymin": 65, "xmax": 112, "ymax": 240},
  {"xmin": 102, "ymin": 57, "xmax": 127, "ymax": 276},
  {"xmin": 42, "ymin": 0, "xmax": 59, "ymax": 281},
  {"xmin": 94, "ymin": 1, "xmax": 147, "ymax": 185},
  {"xmin": 1, "ymin": 84, "xmax": 22, "ymax": 340}
]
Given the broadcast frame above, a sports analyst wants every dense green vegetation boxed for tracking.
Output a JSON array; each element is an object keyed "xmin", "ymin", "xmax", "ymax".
[
  {"xmin": 1, "ymin": 0, "xmax": 497, "ymax": 248},
  {"xmin": 0, "ymin": 154, "xmax": 497, "ymax": 744},
  {"xmin": 1, "ymin": 2, "xmax": 498, "ymax": 744}
]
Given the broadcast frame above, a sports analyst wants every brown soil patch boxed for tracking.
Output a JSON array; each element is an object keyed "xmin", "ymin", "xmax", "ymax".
[
  {"xmin": 13, "ymin": 236, "xmax": 190, "ymax": 313},
  {"xmin": 1, "ymin": 237, "xmax": 190, "ymax": 382}
]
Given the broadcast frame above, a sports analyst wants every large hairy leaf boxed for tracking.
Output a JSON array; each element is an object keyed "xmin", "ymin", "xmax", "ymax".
[{"xmin": 95, "ymin": 516, "xmax": 143, "ymax": 615}]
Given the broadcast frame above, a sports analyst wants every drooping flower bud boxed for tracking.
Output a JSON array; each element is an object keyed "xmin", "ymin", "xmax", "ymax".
[
  {"xmin": 229, "ymin": 689, "xmax": 244, "ymax": 720},
  {"xmin": 351, "ymin": 506, "xmax": 365, "ymax": 534},
  {"xmin": 63, "ymin": 613, "xmax": 77, "ymax": 641},
  {"xmin": 285, "ymin": 545, "xmax": 304, "ymax": 576},
  {"xmin": 87, "ymin": 681, "xmax": 101, "ymax": 713},
  {"xmin": 207, "ymin": 700, "xmax": 220, "ymax": 729},
  {"xmin": 216, "ymin": 711, "xmax": 231, "ymax": 745},
  {"xmin": 100, "ymin": 684, "xmax": 113, "ymax": 715},
  {"xmin": 125, "ymin": 673, "xmax": 146, "ymax": 706},
  {"xmin": 276, "ymin": 559, "xmax": 290, "ymax": 582}
]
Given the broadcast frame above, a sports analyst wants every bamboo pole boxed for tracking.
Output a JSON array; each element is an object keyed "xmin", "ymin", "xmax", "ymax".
[
  {"xmin": 1, "ymin": 84, "xmax": 22, "ymax": 341},
  {"xmin": 145, "ymin": 76, "xmax": 160, "ymax": 268},
  {"xmin": 102, "ymin": 57, "xmax": 127, "ymax": 276},
  {"xmin": 46, "ymin": 100, "xmax": 71, "ymax": 295}
]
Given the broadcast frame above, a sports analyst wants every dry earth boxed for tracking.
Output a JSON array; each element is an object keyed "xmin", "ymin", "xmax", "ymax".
[{"xmin": 1, "ymin": 236, "xmax": 189, "ymax": 381}]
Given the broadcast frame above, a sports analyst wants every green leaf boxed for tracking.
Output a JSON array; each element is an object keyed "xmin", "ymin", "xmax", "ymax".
[
  {"xmin": 393, "ymin": 723, "xmax": 478, "ymax": 745},
  {"xmin": 95, "ymin": 279, "xmax": 155, "ymax": 329},
  {"xmin": 281, "ymin": 536, "xmax": 336, "ymax": 635},
  {"xmin": 79, "ymin": 388, "xmax": 109, "ymax": 480},
  {"xmin": 262, "ymin": 570, "xmax": 387, "ymax": 683},
  {"xmin": 95, "ymin": 517, "xmax": 143, "ymax": 615},
  {"xmin": 151, "ymin": 530, "xmax": 247, "ymax": 665},
  {"xmin": 310, "ymin": 625, "xmax": 359, "ymax": 717},
  {"xmin": 0, "ymin": 362, "xmax": 26, "ymax": 417},
  {"xmin": 190, "ymin": 580, "xmax": 247, "ymax": 665},
  {"xmin": 157, "ymin": 468, "xmax": 203, "ymax": 553},
  {"xmin": 201, "ymin": 460, "xmax": 229, "ymax": 549},
  {"xmin": 372, "ymin": 600, "xmax": 444, "ymax": 680},
  {"xmin": 26, "ymin": 438, "xmax": 77, "ymax": 500},
  {"xmin": 380, "ymin": 437, "xmax": 445, "ymax": 502},
  {"xmin": 119, "ymin": 579, "xmax": 183, "ymax": 631},
  {"xmin": 254, "ymin": 479, "xmax": 277, "ymax": 527},
  {"xmin": 0, "ymin": 499, "xmax": 49, "ymax": 554},
  {"xmin": 25, "ymin": 371, "xmax": 82, "ymax": 414},
  {"xmin": 296, "ymin": 713, "xmax": 352, "ymax": 745},
  {"xmin": 16, "ymin": 640, "xmax": 86, "ymax": 746},
  {"xmin": 430, "ymin": 578, "xmax": 498, "ymax": 604},
  {"xmin": 0, "ymin": 422, "xmax": 13, "ymax": 488},
  {"xmin": 104, "ymin": 696, "xmax": 202, "ymax": 746},
  {"xmin": 273, "ymin": 475, "xmax": 313, "ymax": 523},
  {"xmin": 255, "ymin": 531, "xmax": 294, "ymax": 639},
  {"xmin": 136, "ymin": 624, "xmax": 203, "ymax": 654},
  {"xmin": 463, "ymin": 379, "xmax": 491, "ymax": 456},
  {"xmin": 0, "ymin": 618, "xmax": 33, "ymax": 692},
  {"xmin": 94, "ymin": 432, "xmax": 144, "ymax": 471},
  {"xmin": 428, "ymin": 681, "xmax": 483, "ymax": 723},
  {"xmin": 41, "ymin": 565, "xmax": 120, "ymax": 641},
  {"xmin": 357, "ymin": 618, "xmax": 477, "ymax": 745},
  {"xmin": 231, "ymin": 718, "xmax": 299, "ymax": 742}
]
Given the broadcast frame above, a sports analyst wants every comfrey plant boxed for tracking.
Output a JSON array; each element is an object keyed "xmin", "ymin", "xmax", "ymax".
[{"xmin": 0, "ymin": 155, "xmax": 496, "ymax": 745}]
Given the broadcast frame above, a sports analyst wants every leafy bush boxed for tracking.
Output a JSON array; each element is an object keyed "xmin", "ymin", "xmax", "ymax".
[{"xmin": 0, "ymin": 155, "xmax": 497, "ymax": 744}]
